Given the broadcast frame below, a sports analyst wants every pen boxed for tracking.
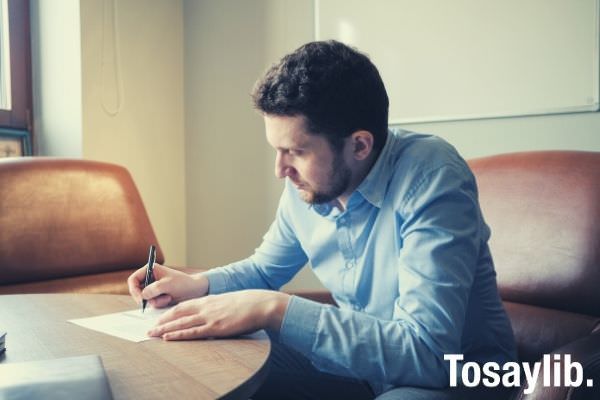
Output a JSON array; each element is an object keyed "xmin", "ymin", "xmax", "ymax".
[{"xmin": 141, "ymin": 245, "xmax": 156, "ymax": 313}]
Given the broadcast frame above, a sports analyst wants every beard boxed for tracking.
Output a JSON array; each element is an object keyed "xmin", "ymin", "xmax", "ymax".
[{"xmin": 298, "ymin": 151, "xmax": 352, "ymax": 205}]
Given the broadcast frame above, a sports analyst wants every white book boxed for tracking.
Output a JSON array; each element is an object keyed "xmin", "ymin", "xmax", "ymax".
[{"xmin": 0, "ymin": 355, "xmax": 113, "ymax": 400}]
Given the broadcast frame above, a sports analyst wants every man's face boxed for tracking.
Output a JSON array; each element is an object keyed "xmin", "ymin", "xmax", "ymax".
[{"xmin": 265, "ymin": 115, "xmax": 352, "ymax": 204}]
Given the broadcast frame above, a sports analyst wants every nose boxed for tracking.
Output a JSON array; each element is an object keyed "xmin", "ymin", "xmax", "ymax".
[{"xmin": 275, "ymin": 152, "xmax": 295, "ymax": 179}]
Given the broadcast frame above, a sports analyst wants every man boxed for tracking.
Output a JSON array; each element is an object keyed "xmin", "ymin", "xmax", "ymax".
[{"xmin": 128, "ymin": 40, "xmax": 516, "ymax": 399}]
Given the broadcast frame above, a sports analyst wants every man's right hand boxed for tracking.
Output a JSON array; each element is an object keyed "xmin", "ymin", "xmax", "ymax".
[{"xmin": 127, "ymin": 264, "xmax": 209, "ymax": 309}]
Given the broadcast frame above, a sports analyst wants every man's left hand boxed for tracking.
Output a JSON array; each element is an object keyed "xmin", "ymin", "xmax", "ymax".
[{"xmin": 147, "ymin": 289, "xmax": 290, "ymax": 340}]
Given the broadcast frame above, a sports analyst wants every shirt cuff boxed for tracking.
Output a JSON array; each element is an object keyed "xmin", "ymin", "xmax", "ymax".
[
  {"xmin": 279, "ymin": 295, "xmax": 321, "ymax": 356},
  {"xmin": 203, "ymin": 268, "xmax": 229, "ymax": 295}
]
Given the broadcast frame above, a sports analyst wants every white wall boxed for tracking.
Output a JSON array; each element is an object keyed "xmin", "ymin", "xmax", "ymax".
[
  {"xmin": 30, "ymin": 0, "xmax": 82, "ymax": 157},
  {"xmin": 317, "ymin": 0, "xmax": 599, "ymax": 124},
  {"xmin": 183, "ymin": 0, "xmax": 269, "ymax": 268},
  {"xmin": 401, "ymin": 111, "xmax": 600, "ymax": 159},
  {"xmin": 80, "ymin": 0, "xmax": 187, "ymax": 266},
  {"xmin": 183, "ymin": 0, "xmax": 314, "ymax": 270}
]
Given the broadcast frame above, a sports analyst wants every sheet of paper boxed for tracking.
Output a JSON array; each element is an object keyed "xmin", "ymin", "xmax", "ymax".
[{"xmin": 68, "ymin": 307, "xmax": 169, "ymax": 342}]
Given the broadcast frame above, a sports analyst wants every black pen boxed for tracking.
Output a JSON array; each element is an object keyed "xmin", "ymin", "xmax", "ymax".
[{"xmin": 141, "ymin": 245, "xmax": 156, "ymax": 313}]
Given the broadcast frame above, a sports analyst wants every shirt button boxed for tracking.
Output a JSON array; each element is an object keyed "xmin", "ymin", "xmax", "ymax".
[{"xmin": 345, "ymin": 260, "xmax": 355, "ymax": 269}]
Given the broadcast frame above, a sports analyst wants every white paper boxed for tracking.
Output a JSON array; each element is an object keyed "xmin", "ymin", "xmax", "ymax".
[{"xmin": 68, "ymin": 307, "xmax": 169, "ymax": 342}]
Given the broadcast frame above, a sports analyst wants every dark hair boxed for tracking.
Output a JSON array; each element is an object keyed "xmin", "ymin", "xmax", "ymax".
[{"xmin": 252, "ymin": 40, "xmax": 389, "ymax": 153}]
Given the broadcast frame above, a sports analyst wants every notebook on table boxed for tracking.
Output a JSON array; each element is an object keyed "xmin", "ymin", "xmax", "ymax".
[{"xmin": 0, "ymin": 354, "xmax": 113, "ymax": 399}]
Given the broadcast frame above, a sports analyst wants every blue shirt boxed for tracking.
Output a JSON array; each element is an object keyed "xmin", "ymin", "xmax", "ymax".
[{"xmin": 205, "ymin": 129, "xmax": 516, "ymax": 394}]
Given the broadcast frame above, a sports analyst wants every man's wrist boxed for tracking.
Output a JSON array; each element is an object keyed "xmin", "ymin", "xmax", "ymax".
[
  {"xmin": 192, "ymin": 272, "xmax": 210, "ymax": 297},
  {"xmin": 266, "ymin": 292, "xmax": 291, "ymax": 331}
]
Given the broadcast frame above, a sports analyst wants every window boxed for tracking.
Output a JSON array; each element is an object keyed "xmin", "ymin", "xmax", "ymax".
[
  {"xmin": 0, "ymin": 0, "xmax": 32, "ymax": 156},
  {"xmin": 0, "ymin": 0, "xmax": 11, "ymax": 110}
]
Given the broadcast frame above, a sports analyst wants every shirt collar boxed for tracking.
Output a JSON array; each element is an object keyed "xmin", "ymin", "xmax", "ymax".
[
  {"xmin": 312, "ymin": 202, "xmax": 340, "ymax": 218},
  {"xmin": 353, "ymin": 129, "xmax": 397, "ymax": 209}
]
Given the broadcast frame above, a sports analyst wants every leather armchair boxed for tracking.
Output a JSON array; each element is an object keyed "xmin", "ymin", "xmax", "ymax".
[
  {"xmin": 471, "ymin": 151, "xmax": 600, "ymax": 399},
  {"xmin": 0, "ymin": 157, "xmax": 164, "ymax": 294},
  {"xmin": 296, "ymin": 151, "xmax": 600, "ymax": 399}
]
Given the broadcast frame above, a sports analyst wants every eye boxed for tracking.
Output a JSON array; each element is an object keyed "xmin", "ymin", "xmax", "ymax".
[{"xmin": 289, "ymin": 149, "xmax": 303, "ymax": 157}]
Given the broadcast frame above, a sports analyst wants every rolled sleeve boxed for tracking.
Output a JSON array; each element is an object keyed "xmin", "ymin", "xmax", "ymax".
[
  {"xmin": 203, "ymin": 267, "xmax": 230, "ymax": 295},
  {"xmin": 279, "ymin": 295, "xmax": 321, "ymax": 355}
]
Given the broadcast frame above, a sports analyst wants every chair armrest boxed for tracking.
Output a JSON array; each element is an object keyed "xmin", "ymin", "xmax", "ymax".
[
  {"xmin": 514, "ymin": 332, "xmax": 600, "ymax": 400},
  {"xmin": 285, "ymin": 290, "xmax": 337, "ymax": 306}
]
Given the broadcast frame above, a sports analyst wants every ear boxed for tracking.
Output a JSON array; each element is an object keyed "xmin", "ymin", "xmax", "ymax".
[{"xmin": 350, "ymin": 130, "xmax": 374, "ymax": 161}]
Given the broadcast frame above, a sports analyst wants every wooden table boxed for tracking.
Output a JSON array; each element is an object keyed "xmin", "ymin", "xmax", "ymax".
[{"xmin": 0, "ymin": 294, "xmax": 271, "ymax": 399}]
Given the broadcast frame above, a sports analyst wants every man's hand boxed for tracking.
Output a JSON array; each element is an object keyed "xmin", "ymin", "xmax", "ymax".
[
  {"xmin": 147, "ymin": 290, "xmax": 290, "ymax": 340},
  {"xmin": 127, "ymin": 264, "xmax": 209, "ymax": 308}
]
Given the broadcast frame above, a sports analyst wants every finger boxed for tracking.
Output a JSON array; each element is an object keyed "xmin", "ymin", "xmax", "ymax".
[
  {"xmin": 162, "ymin": 325, "xmax": 214, "ymax": 341},
  {"xmin": 139, "ymin": 264, "xmax": 175, "ymax": 300},
  {"xmin": 141, "ymin": 278, "xmax": 173, "ymax": 302},
  {"xmin": 148, "ymin": 294, "xmax": 172, "ymax": 309},
  {"xmin": 148, "ymin": 314, "xmax": 205, "ymax": 337},
  {"xmin": 127, "ymin": 265, "xmax": 149, "ymax": 303},
  {"xmin": 157, "ymin": 301, "xmax": 200, "ymax": 325},
  {"xmin": 141, "ymin": 281, "xmax": 162, "ymax": 301},
  {"xmin": 148, "ymin": 263, "xmax": 168, "ymax": 279}
]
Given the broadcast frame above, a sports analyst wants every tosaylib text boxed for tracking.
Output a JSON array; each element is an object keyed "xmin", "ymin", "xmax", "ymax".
[{"xmin": 444, "ymin": 353, "xmax": 594, "ymax": 395}]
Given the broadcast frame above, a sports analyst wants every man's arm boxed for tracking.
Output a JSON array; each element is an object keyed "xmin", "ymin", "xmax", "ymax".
[{"xmin": 275, "ymin": 164, "xmax": 483, "ymax": 390}]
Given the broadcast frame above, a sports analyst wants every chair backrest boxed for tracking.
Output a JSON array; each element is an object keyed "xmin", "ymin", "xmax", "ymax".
[
  {"xmin": 469, "ymin": 151, "xmax": 600, "ymax": 361},
  {"xmin": 0, "ymin": 157, "xmax": 164, "ymax": 285}
]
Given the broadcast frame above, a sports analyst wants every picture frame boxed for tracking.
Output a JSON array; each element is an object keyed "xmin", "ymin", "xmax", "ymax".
[{"xmin": 0, "ymin": 127, "xmax": 31, "ymax": 158}]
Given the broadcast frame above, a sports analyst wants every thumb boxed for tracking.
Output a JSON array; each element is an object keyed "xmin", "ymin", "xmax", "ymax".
[{"xmin": 149, "ymin": 294, "xmax": 173, "ymax": 309}]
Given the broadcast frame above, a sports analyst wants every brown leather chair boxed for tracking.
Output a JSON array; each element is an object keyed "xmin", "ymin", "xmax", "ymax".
[
  {"xmin": 470, "ymin": 151, "xmax": 600, "ymax": 399},
  {"xmin": 296, "ymin": 150, "xmax": 600, "ymax": 399},
  {"xmin": 0, "ymin": 157, "xmax": 164, "ymax": 294}
]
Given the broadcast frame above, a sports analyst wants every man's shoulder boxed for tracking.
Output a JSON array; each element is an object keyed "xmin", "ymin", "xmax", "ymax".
[
  {"xmin": 389, "ymin": 129, "xmax": 462, "ymax": 170},
  {"xmin": 387, "ymin": 129, "xmax": 467, "ymax": 182},
  {"xmin": 384, "ymin": 129, "xmax": 474, "ymax": 209}
]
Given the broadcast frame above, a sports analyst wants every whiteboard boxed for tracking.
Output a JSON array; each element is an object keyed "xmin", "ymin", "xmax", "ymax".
[{"xmin": 315, "ymin": 0, "xmax": 600, "ymax": 123}]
